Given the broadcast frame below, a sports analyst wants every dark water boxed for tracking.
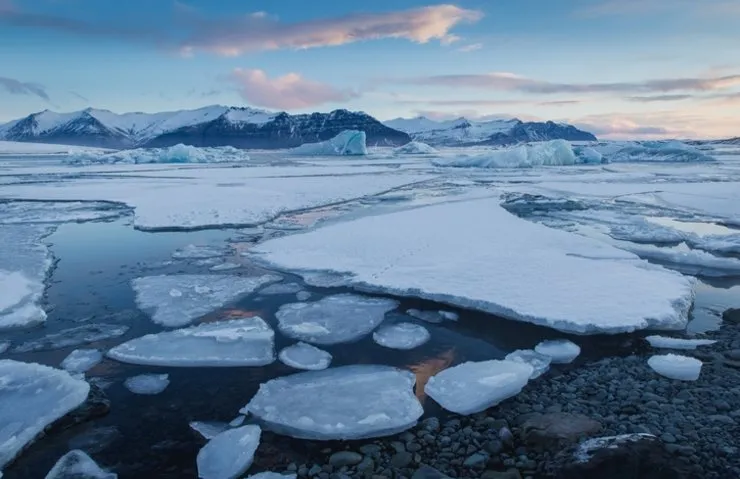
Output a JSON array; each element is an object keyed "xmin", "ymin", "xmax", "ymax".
[{"xmin": 2, "ymin": 217, "xmax": 735, "ymax": 478}]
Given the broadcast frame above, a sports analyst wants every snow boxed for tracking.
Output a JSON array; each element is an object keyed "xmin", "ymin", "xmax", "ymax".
[
  {"xmin": 124, "ymin": 374, "xmax": 170, "ymax": 395},
  {"xmin": 647, "ymin": 354, "xmax": 702, "ymax": 381},
  {"xmin": 244, "ymin": 365, "xmax": 423, "ymax": 440},
  {"xmin": 504, "ymin": 349, "xmax": 552, "ymax": 379},
  {"xmin": 275, "ymin": 294, "xmax": 398, "ymax": 345},
  {"xmin": 394, "ymin": 141, "xmax": 438, "ymax": 155},
  {"xmin": 61, "ymin": 349, "xmax": 103, "ymax": 374},
  {"xmin": 65, "ymin": 144, "xmax": 251, "ymax": 165},
  {"xmin": 44, "ymin": 450, "xmax": 116, "ymax": 479},
  {"xmin": 107, "ymin": 317, "xmax": 275, "ymax": 367},
  {"xmin": 0, "ymin": 360, "xmax": 90, "ymax": 471},
  {"xmin": 289, "ymin": 131, "xmax": 367, "ymax": 156},
  {"xmin": 251, "ymin": 196, "xmax": 695, "ymax": 335},
  {"xmin": 534, "ymin": 339, "xmax": 581, "ymax": 364},
  {"xmin": 223, "ymin": 108, "xmax": 275, "ymax": 125},
  {"xmin": 433, "ymin": 140, "xmax": 578, "ymax": 168},
  {"xmin": 132, "ymin": 274, "xmax": 280, "ymax": 327},
  {"xmin": 425, "ymin": 360, "xmax": 533, "ymax": 415},
  {"xmin": 197, "ymin": 425, "xmax": 261, "ymax": 479},
  {"xmin": 278, "ymin": 342, "xmax": 332, "ymax": 370},
  {"xmin": 372, "ymin": 323, "xmax": 430, "ymax": 350},
  {"xmin": 645, "ymin": 335, "xmax": 716, "ymax": 350},
  {"xmin": 0, "ymin": 140, "xmax": 109, "ymax": 156},
  {"xmin": 13, "ymin": 323, "xmax": 129, "ymax": 353},
  {"xmin": 190, "ymin": 421, "xmax": 229, "ymax": 440}
]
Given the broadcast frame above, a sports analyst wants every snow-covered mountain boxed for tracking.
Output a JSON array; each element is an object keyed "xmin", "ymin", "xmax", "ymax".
[
  {"xmin": 384, "ymin": 116, "xmax": 596, "ymax": 146},
  {"xmin": 0, "ymin": 107, "xmax": 410, "ymax": 149}
]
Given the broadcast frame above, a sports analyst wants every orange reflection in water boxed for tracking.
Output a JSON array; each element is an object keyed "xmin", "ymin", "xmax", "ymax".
[{"xmin": 407, "ymin": 348, "xmax": 456, "ymax": 404}]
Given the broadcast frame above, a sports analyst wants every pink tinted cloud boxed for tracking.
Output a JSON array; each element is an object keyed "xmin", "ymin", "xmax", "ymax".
[{"xmin": 229, "ymin": 69, "xmax": 359, "ymax": 109}]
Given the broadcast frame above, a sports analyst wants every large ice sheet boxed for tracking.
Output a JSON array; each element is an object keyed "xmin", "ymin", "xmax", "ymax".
[
  {"xmin": 275, "ymin": 294, "xmax": 398, "ymax": 345},
  {"xmin": 197, "ymin": 425, "xmax": 261, "ymax": 479},
  {"xmin": 0, "ymin": 360, "xmax": 90, "ymax": 471},
  {"xmin": 252, "ymin": 197, "xmax": 695, "ymax": 335},
  {"xmin": 372, "ymin": 323, "xmax": 430, "ymax": 350},
  {"xmin": 107, "ymin": 317, "xmax": 275, "ymax": 367},
  {"xmin": 44, "ymin": 450, "xmax": 116, "ymax": 479},
  {"xmin": 65, "ymin": 144, "xmax": 251, "ymax": 165},
  {"xmin": 610, "ymin": 240, "xmax": 740, "ymax": 278},
  {"xmin": 289, "ymin": 131, "xmax": 367, "ymax": 156},
  {"xmin": 132, "ymin": 274, "xmax": 280, "ymax": 327},
  {"xmin": 244, "ymin": 365, "xmax": 423, "ymax": 440},
  {"xmin": 433, "ymin": 140, "xmax": 577, "ymax": 168},
  {"xmin": 278, "ymin": 342, "xmax": 332, "ymax": 370},
  {"xmin": 425, "ymin": 360, "xmax": 533, "ymax": 415}
]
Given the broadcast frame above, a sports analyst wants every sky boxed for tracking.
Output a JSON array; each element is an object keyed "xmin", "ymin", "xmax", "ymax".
[{"xmin": 0, "ymin": 0, "xmax": 738, "ymax": 139}]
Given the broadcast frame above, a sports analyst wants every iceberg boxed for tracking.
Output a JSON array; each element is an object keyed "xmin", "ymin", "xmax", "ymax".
[
  {"xmin": 107, "ymin": 317, "xmax": 275, "ymax": 367},
  {"xmin": 433, "ymin": 140, "xmax": 577, "ymax": 168},
  {"xmin": 132, "ymin": 274, "xmax": 280, "ymax": 327},
  {"xmin": 13, "ymin": 323, "xmax": 129, "ymax": 353},
  {"xmin": 190, "ymin": 421, "xmax": 229, "ymax": 440},
  {"xmin": 645, "ymin": 335, "xmax": 716, "ymax": 350},
  {"xmin": 647, "ymin": 354, "xmax": 702, "ymax": 381},
  {"xmin": 61, "ymin": 349, "xmax": 103, "ymax": 374},
  {"xmin": 289, "ymin": 130, "xmax": 367, "ymax": 156},
  {"xmin": 244, "ymin": 365, "xmax": 423, "ymax": 440},
  {"xmin": 44, "ymin": 450, "xmax": 116, "ymax": 479},
  {"xmin": 278, "ymin": 342, "xmax": 332, "ymax": 371},
  {"xmin": 425, "ymin": 360, "xmax": 533, "ymax": 415},
  {"xmin": 0, "ymin": 360, "xmax": 90, "ymax": 471},
  {"xmin": 505, "ymin": 349, "xmax": 552, "ymax": 379},
  {"xmin": 395, "ymin": 141, "xmax": 438, "ymax": 155},
  {"xmin": 534, "ymin": 339, "xmax": 581, "ymax": 364},
  {"xmin": 65, "ymin": 144, "xmax": 251, "ymax": 165},
  {"xmin": 124, "ymin": 374, "xmax": 170, "ymax": 395},
  {"xmin": 573, "ymin": 146, "xmax": 603, "ymax": 164},
  {"xmin": 372, "ymin": 323, "xmax": 430, "ymax": 350},
  {"xmin": 275, "ymin": 294, "xmax": 398, "ymax": 345},
  {"xmin": 197, "ymin": 425, "xmax": 261, "ymax": 479},
  {"xmin": 607, "ymin": 141, "xmax": 715, "ymax": 163}
]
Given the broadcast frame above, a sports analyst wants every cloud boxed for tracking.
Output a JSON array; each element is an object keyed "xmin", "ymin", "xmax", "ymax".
[
  {"xmin": 457, "ymin": 42, "xmax": 482, "ymax": 52},
  {"xmin": 626, "ymin": 94, "xmax": 693, "ymax": 102},
  {"xmin": 0, "ymin": 76, "xmax": 50, "ymax": 101},
  {"xmin": 69, "ymin": 90, "xmax": 89, "ymax": 102},
  {"xmin": 228, "ymin": 69, "xmax": 359, "ymax": 109}
]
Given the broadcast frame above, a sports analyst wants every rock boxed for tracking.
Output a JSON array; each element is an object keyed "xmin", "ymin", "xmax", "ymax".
[
  {"xmin": 481, "ymin": 469, "xmax": 522, "ymax": 479},
  {"xmin": 411, "ymin": 465, "xmax": 452, "ymax": 479},
  {"xmin": 725, "ymin": 350, "xmax": 740, "ymax": 360},
  {"xmin": 723, "ymin": 308, "xmax": 740, "ymax": 324},
  {"xmin": 499, "ymin": 427, "xmax": 514, "ymax": 447},
  {"xmin": 484, "ymin": 440, "xmax": 504, "ymax": 455},
  {"xmin": 407, "ymin": 442, "xmax": 422, "ymax": 453},
  {"xmin": 391, "ymin": 452, "xmax": 413, "ymax": 469},
  {"xmin": 521, "ymin": 413, "xmax": 602, "ymax": 447},
  {"xmin": 660, "ymin": 433, "xmax": 676, "ymax": 444},
  {"xmin": 359, "ymin": 444, "xmax": 382, "ymax": 456},
  {"xmin": 329, "ymin": 451, "xmax": 363, "ymax": 467},
  {"xmin": 421, "ymin": 417, "xmax": 440, "ymax": 432},
  {"xmin": 357, "ymin": 457, "xmax": 375, "ymax": 473},
  {"xmin": 463, "ymin": 453, "xmax": 489, "ymax": 468},
  {"xmin": 707, "ymin": 415, "xmax": 735, "ymax": 425}
]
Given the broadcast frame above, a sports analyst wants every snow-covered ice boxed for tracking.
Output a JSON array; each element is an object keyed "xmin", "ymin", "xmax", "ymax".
[
  {"xmin": 65, "ymin": 144, "xmax": 251, "ymax": 165},
  {"xmin": 107, "ymin": 317, "xmax": 275, "ymax": 367},
  {"xmin": 257, "ymin": 283, "xmax": 304, "ymax": 296},
  {"xmin": 0, "ymin": 360, "xmax": 90, "ymax": 471},
  {"xmin": 534, "ymin": 339, "xmax": 581, "ymax": 364},
  {"xmin": 197, "ymin": 425, "xmax": 261, "ymax": 479},
  {"xmin": 278, "ymin": 342, "xmax": 332, "ymax": 370},
  {"xmin": 44, "ymin": 450, "xmax": 116, "ymax": 479},
  {"xmin": 433, "ymin": 140, "xmax": 577, "ymax": 168},
  {"xmin": 61, "ymin": 349, "xmax": 103, "ymax": 374},
  {"xmin": 648, "ymin": 354, "xmax": 702, "ymax": 381},
  {"xmin": 425, "ymin": 360, "xmax": 533, "ymax": 415},
  {"xmin": 244, "ymin": 365, "xmax": 423, "ymax": 440},
  {"xmin": 372, "ymin": 323, "xmax": 430, "ymax": 350},
  {"xmin": 395, "ymin": 141, "xmax": 438, "ymax": 155},
  {"xmin": 132, "ymin": 274, "xmax": 280, "ymax": 327},
  {"xmin": 13, "ymin": 323, "xmax": 129, "ymax": 353},
  {"xmin": 611, "ymin": 241, "xmax": 740, "ymax": 278},
  {"xmin": 289, "ymin": 131, "xmax": 367, "ymax": 156},
  {"xmin": 505, "ymin": 349, "xmax": 552, "ymax": 379},
  {"xmin": 645, "ymin": 335, "xmax": 716, "ymax": 350},
  {"xmin": 275, "ymin": 294, "xmax": 398, "ymax": 345},
  {"xmin": 124, "ymin": 374, "xmax": 170, "ymax": 395},
  {"xmin": 295, "ymin": 291, "xmax": 311, "ymax": 301},
  {"xmin": 190, "ymin": 421, "xmax": 229, "ymax": 440}
]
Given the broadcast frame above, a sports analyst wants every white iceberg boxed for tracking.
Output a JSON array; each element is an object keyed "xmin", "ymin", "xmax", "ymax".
[
  {"xmin": 107, "ymin": 317, "xmax": 275, "ymax": 367},
  {"xmin": 65, "ymin": 144, "xmax": 251, "ymax": 165},
  {"xmin": 647, "ymin": 354, "xmax": 702, "ymax": 381},
  {"xmin": 44, "ymin": 450, "xmax": 116, "ymax": 479},
  {"xmin": 275, "ymin": 294, "xmax": 398, "ymax": 345},
  {"xmin": 132, "ymin": 274, "xmax": 280, "ymax": 327},
  {"xmin": 372, "ymin": 323, "xmax": 430, "ymax": 350},
  {"xmin": 190, "ymin": 421, "xmax": 229, "ymax": 440},
  {"xmin": 433, "ymin": 140, "xmax": 577, "ymax": 168},
  {"xmin": 278, "ymin": 342, "xmax": 332, "ymax": 371},
  {"xmin": 197, "ymin": 425, "xmax": 261, "ymax": 479},
  {"xmin": 0, "ymin": 360, "xmax": 90, "ymax": 471},
  {"xmin": 13, "ymin": 323, "xmax": 129, "ymax": 353},
  {"xmin": 124, "ymin": 374, "xmax": 170, "ymax": 395},
  {"xmin": 244, "ymin": 365, "xmax": 423, "ymax": 440},
  {"xmin": 425, "ymin": 360, "xmax": 533, "ymax": 415},
  {"xmin": 534, "ymin": 339, "xmax": 581, "ymax": 364},
  {"xmin": 505, "ymin": 349, "xmax": 552, "ymax": 379},
  {"xmin": 645, "ymin": 335, "xmax": 716, "ymax": 350},
  {"xmin": 289, "ymin": 130, "xmax": 367, "ymax": 156},
  {"xmin": 61, "ymin": 349, "xmax": 103, "ymax": 374},
  {"xmin": 395, "ymin": 141, "xmax": 438, "ymax": 155}
]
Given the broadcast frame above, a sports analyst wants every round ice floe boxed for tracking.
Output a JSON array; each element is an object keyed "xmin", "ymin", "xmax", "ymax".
[
  {"xmin": 648, "ymin": 354, "xmax": 702, "ymax": 381},
  {"xmin": 197, "ymin": 425, "xmax": 261, "ymax": 479},
  {"xmin": 244, "ymin": 365, "xmax": 423, "ymax": 440},
  {"xmin": 534, "ymin": 339, "xmax": 581, "ymax": 364},
  {"xmin": 124, "ymin": 374, "xmax": 170, "ymax": 395},
  {"xmin": 61, "ymin": 349, "xmax": 103, "ymax": 374},
  {"xmin": 505, "ymin": 349, "xmax": 552, "ymax": 379},
  {"xmin": 373, "ymin": 323, "xmax": 430, "ymax": 350},
  {"xmin": 278, "ymin": 342, "xmax": 332, "ymax": 370},
  {"xmin": 645, "ymin": 335, "xmax": 716, "ymax": 350}
]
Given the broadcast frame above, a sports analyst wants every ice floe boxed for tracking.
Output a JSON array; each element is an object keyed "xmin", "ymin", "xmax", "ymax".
[
  {"xmin": 107, "ymin": 317, "xmax": 275, "ymax": 367},
  {"xmin": 648, "ymin": 354, "xmax": 702, "ymax": 381},
  {"xmin": 65, "ymin": 144, "xmax": 251, "ymax": 165},
  {"xmin": 395, "ymin": 141, "xmax": 437, "ymax": 155},
  {"xmin": 406, "ymin": 309, "xmax": 457, "ymax": 324},
  {"xmin": 257, "ymin": 283, "xmax": 304, "ymax": 296},
  {"xmin": 0, "ymin": 201, "xmax": 125, "ymax": 225},
  {"xmin": 132, "ymin": 274, "xmax": 280, "ymax": 327},
  {"xmin": 44, "ymin": 450, "xmax": 116, "ymax": 479},
  {"xmin": 278, "ymin": 343, "xmax": 332, "ymax": 371},
  {"xmin": 645, "ymin": 335, "xmax": 716, "ymax": 350},
  {"xmin": 124, "ymin": 374, "xmax": 170, "ymax": 395},
  {"xmin": 244, "ymin": 365, "xmax": 423, "ymax": 440},
  {"xmin": 611, "ymin": 241, "xmax": 740, "ymax": 278},
  {"xmin": 535, "ymin": 339, "xmax": 581, "ymax": 364},
  {"xmin": 505, "ymin": 349, "xmax": 552, "ymax": 379},
  {"xmin": 425, "ymin": 360, "xmax": 533, "ymax": 415},
  {"xmin": 190, "ymin": 421, "xmax": 229, "ymax": 440},
  {"xmin": 61, "ymin": 349, "xmax": 103, "ymax": 374},
  {"xmin": 172, "ymin": 244, "xmax": 226, "ymax": 260},
  {"xmin": 606, "ymin": 141, "xmax": 715, "ymax": 163},
  {"xmin": 433, "ymin": 140, "xmax": 577, "ymax": 168},
  {"xmin": 0, "ymin": 342, "xmax": 9, "ymax": 354},
  {"xmin": 0, "ymin": 360, "xmax": 90, "ymax": 471},
  {"xmin": 13, "ymin": 323, "xmax": 130, "ymax": 353},
  {"xmin": 372, "ymin": 323, "xmax": 430, "ymax": 350},
  {"xmin": 275, "ymin": 294, "xmax": 398, "ymax": 345},
  {"xmin": 289, "ymin": 131, "xmax": 367, "ymax": 156},
  {"xmin": 197, "ymin": 425, "xmax": 261, "ymax": 479}
]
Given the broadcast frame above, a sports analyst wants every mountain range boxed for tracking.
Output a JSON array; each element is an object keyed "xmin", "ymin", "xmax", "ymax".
[{"xmin": 0, "ymin": 106, "xmax": 597, "ymax": 150}]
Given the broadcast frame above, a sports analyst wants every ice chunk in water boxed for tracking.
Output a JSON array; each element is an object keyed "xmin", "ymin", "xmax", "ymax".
[
  {"xmin": 395, "ymin": 141, "xmax": 437, "ymax": 155},
  {"xmin": 197, "ymin": 425, "xmax": 261, "ymax": 479},
  {"xmin": 247, "ymin": 473, "xmax": 297, "ymax": 479},
  {"xmin": 505, "ymin": 349, "xmax": 552, "ymax": 379},
  {"xmin": 406, "ymin": 309, "xmax": 457, "ymax": 324},
  {"xmin": 425, "ymin": 360, "xmax": 532, "ymax": 415},
  {"xmin": 645, "ymin": 335, "xmax": 716, "ymax": 350},
  {"xmin": 13, "ymin": 324, "xmax": 130, "ymax": 353},
  {"xmin": 172, "ymin": 244, "xmax": 226, "ymax": 259},
  {"xmin": 0, "ymin": 342, "xmax": 9, "ymax": 354},
  {"xmin": 124, "ymin": 374, "xmax": 170, "ymax": 395},
  {"xmin": 373, "ymin": 323, "xmax": 430, "ymax": 350},
  {"xmin": 44, "ymin": 450, "xmax": 116, "ymax": 479},
  {"xmin": 107, "ymin": 318, "xmax": 275, "ymax": 367},
  {"xmin": 278, "ymin": 342, "xmax": 332, "ymax": 370},
  {"xmin": 648, "ymin": 354, "xmax": 702, "ymax": 380},
  {"xmin": 229, "ymin": 416, "xmax": 246, "ymax": 427},
  {"xmin": 289, "ymin": 130, "xmax": 367, "ymax": 156},
  {"xmin": 190, "ymin": 421, "xmax": 229, "ymax": 440},
  {"xmin": 61, "ymin": 349, "xmax": 103, "ymax": 374},
  {"xmin": 276, "ymin": 294, "xmax": 398, "ymax": 345},
  {"xmin": 258, "ymin": 283, "xmax": 304, "ymax": 296},
  {"xmin": 0, "ymin": 360, "xmax": 90, "ymax": 470},
  {"xmin": 295, "ymin": 291, "xmax": 311, "ymax": 301},
  {"xmin": 535, "ymin": 339, "xmax": 581, "ymax": 364},
  {"xmin": 244, "ymin": 365, "xmax": 423, "ymax": 440},
  {"xmin": 132, "ymin": 274, "xmax": 280, "ymax": 327},
  {"xmin": 210, "ymin": 262, "xmax": 241, "ymax": 272}
]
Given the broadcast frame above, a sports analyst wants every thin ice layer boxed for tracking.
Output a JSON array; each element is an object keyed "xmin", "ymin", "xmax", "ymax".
[
  {"xmin": 648, "ymin": 354, "xmax": 702, "ymax": 381},
  {"xmin": 275, "ymin": 294, "xmax": 398, "ymax": 345},
  {"xmin": 124, "ymin": 374, "xmax": 170, "ymax": 395},
  {"xmin": 197, "ymin": 425, "xmax": 261, "ymax": 479},
  {"xmin": 372, "ymin": 323, "xmax": 430, "ymax": 350},
  {"xmin": 44, "ymin": 450, "xmax": 116, "ymax": 479},
  {"xmin": 0, "ymin": 360, "xmax": 90, "ymax": 470},
  {"xmin": 107, "ymin": 317, "xmax": 275, "ymax": 367},
  {"xmin": 278, "ymin": 343, "xmax": 332, "ymax": 370},
  {"xmin": 132, "ymin": 274, "xmax": 280, "ymax": 327},
  {"xmin": 645, "ymin": 335, "xmax": 716, "ymax": 350},
  {"xmin": 244, "ymin": 365, "xmax": 423, "ymax": 440},
  {"xmin": 61, "ymin": 349, "xmax": 103, "ymax": 374},
  {"xmin": 425, "ymin": 360, "xmax": 533, "ymax": 415},
  {"xmin": 252, "ymin": 197, "xmax": 695, "ymax": 335}
]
